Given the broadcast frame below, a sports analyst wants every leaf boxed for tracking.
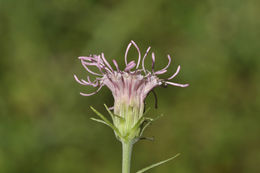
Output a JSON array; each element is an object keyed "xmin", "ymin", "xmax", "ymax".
[
  {"xmin": 143, "ymin": 107, "xmax": 151, "ymax": 116},
  {"xmin": 131, "ymin": 117, "xmax": 145, "ymax": 133},
  {"xmin": 104, "ymin": 104, "xmax": 115, "ymax": 121},
  {"xmin": 138, "ymin": 136, "xmax": 154, "ymax": 141},
  {"xmin": 140, "ymin": 114, "xmax": 164, "ymax": 136},
  {"xmin": 153, "ymin": 113, "xmax": 164, "ymax": 121},
  {"xmin": 129, "ymin": 117, "xmax": 153, "ymax": 139},
  {"xmin": 139, "ymin": 118, "xmax": 153, "ymax": 136},
  {"xmin": 104, "ymin": 104, "xmax": 125, "ymax": 121},
  {"xmin": 136, "ymin": 153, "xmax": 180, "ymax": 173},
  {"xmin": 90, "ymin": 106, "xmax": 123, "ymax": 138},
  {"xmin": 90, "ymin": 117, "xmax": 110, "ymax": 126}
]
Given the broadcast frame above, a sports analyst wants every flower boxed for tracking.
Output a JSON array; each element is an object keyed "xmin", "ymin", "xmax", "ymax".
[{"xmin": 74, "ymin": 40, "xmax": 188, "ymax": 140}]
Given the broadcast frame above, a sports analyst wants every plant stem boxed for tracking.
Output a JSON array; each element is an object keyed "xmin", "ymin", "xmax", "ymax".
[{"xmin": 122, "ymin": 141, "xmax": 133, "ymax": 173}]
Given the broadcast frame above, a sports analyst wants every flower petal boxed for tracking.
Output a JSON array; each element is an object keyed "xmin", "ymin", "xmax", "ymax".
[
  {"xmin": 168, "ymin": 65, "xmax": 181, "ymax": 80},
  {"xmin": 80, "ymin": 84, "xmax": 104, "ymax": 96},
  {"xmin": 165, "ymin": 81, "xmax": 189, "ymax": 87}
]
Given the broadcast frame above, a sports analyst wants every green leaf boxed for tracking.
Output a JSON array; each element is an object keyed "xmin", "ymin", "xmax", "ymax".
[
  {"xmin": 90, "ymin": 117, "xmax": 110, "ymax": 126},
  {"xmin": 104, "ymin": 104, "xmax": 125, "ymax": 121},
  {"xmin": 139, "ymin": 114, "xmax": 164, "ymax": 136},
  {"xmin": 103, "ymin": 104, "xmax": 115, "ymax": 121},
  {"xmin": 129, "ymin": 117, "xmax": 154, "ymax": 139},
  {"xmin": 139, "ymin": 118, "xmax": 153, "ymax": 136},
  {"xmin": 143, "ymin": 107, "xmax": 151, "ymax": 116},
  {"xmin": 138, "ymin": 136, "xmax": 154, "ymax": 141},
  {"xmin": 153, "ymin": 113, "xmax": 164, "ymax": 121},
  {"xmin": 90, "ymin": 106, "xmax": 123, "ymax": 138},
  {"xmin": 136, "ymin": 153, "xmax": 180, "ymax": 173},
  {"xmin": 131, "ymin": 117, "xmax": 145, "ymax": 133}
]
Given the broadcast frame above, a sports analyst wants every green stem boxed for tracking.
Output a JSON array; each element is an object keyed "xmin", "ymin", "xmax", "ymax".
[{"xmin": 122, "ymin": 141, "xmax": 133, "ymax": 173}]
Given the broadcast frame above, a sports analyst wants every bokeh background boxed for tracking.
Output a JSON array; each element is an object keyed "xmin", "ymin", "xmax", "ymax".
[{"xmin": 0, "ymin": 0, "xmax": 259, "ymax": 173}]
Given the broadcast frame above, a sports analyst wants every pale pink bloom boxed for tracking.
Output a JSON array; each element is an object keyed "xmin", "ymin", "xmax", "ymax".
[{"xmin": 74, "ymin": 41, "xmax": 188, "ymax": 120}]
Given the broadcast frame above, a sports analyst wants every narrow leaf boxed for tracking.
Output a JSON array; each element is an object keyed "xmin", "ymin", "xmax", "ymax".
[
  {"xmin": 90, "ymin": 106, "xmax": 122, "ymax": 138},
  {"xmin": 143, "ymin": 107, "xmax": 151, "ymax": 116},
  {"xmin": 139, "ymin": 119, "xmax": 153, "ymax": 136},
  {"xmin": 139, "ymin": 115, "xmax": 163, "ymax": 136},
  {"xmin": 90, "ymin": 106, "xmax": 111, "ymax": 124},
  {"xmin": 90, "ymin": 118, "xmax": 110, "ymax": 126},
  {"xmin": 138, "ymin": 136, "xmax": 154, "ymax": 141},
  {"xmin": 136, "ymin": 153, "xmax": 180, "ymax": 173},
  {"xmin": 153, "ymin": 113, "xmax": 164, "ymax": 121},
  {"xmin": 104, "ymin": 104, "xmax": 115, "ymax": 121},
  {"xmin": 104, "ymin": 104, "xmax": 125, "ymax": 121},
  {"xmin": 131, "ymin": 117, "xmax": 145, "ymax": 132}
]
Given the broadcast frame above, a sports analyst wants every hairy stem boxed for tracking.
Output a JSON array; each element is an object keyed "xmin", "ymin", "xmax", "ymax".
[{"xmin": 122, "ymin": 140, "xmax": 134, "ymax": 173}]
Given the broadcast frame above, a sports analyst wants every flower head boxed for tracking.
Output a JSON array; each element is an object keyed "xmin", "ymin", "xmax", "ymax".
[{"xmin": 74, "ymin": 41, "xmax": 188, "ymax": 140}]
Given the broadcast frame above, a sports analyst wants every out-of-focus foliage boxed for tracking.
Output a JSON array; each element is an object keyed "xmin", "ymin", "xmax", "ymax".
[{"xmin": 0, "ymin": 0, "xmax": 259, "ymax": 173}]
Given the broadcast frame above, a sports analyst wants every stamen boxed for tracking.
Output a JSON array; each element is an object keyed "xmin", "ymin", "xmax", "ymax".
[{"xmin": 168, "ymin": 65, "xmax": 181, "ymax": 80}]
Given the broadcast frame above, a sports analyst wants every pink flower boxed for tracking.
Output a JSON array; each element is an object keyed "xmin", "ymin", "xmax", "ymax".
[
  {"xmin": 74, "ymin": 41, "xmax": 188, "ymax": 137},
  {"xmin": 75, "ymin": 40, "xmax": 188, "ymax": 97}
]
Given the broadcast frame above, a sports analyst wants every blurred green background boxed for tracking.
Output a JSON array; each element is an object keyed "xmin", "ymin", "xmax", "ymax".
[{"xmin": 0, "ymin": 0, "xmax": 259, "ymax": 173}]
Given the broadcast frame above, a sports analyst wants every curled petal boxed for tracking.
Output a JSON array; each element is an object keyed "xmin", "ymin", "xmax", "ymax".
[
  {"xmin": 74, "ymin": 74, "xmax": 90, "ymax": 86},
  {"xmin": 125, "ymin": 61, "xmax": 136, "ymax": 71},
  {"xmin": 142, "ymin": 46, "xmax": 151, "ymax": 73},
  {"xmin": 165, "ymin": 81, "xmax": 189, "ymax": 87},
  {"xmin": 125, "ymin": 42, "xmax": 132, "ymax": 66},
  {"xmin": 87, "ymin": 76, "xmax": 99, "ymax": 87},
  {"xmin": 154, "ymin": 69, "xmax": 167, "ymax": 75},
  {"xmin": 155, "ymin": 55, "xmax": 171, "ymax": 74},
  {"xmin": 124, "ymin": 40, "xmax": 141, "ymax": 69},
  {"xmin": 83, "ymin": 62, "xmax": 99, "ymax": 66},
  {"xmin": 168, "ymin": 65, "xmax": 181, "ymax": 80},
  {"xmin": 74, "ymin": 74, "xmax": 99, "ymax": 87},
  {"xmin": 151, "ymin": 52, "xmax": 155, "ymax": 73},
  {"xmin": 113, "ymin": 59, "xmax": 120, "ymax": 72},
  {"xmin": 130, "ymin": 40, "xmax": 141, "ymax": 69},
  {"xmin": 80, "ymin": 84, "xmax": 104, "ymax": 96},
  {"xmin": 101, "ymin": 53, "xmax": 114, "ymax": 72},
  {"xmin": 75, "ymin": 41, "xmax": 189, "ymax": 99},
  {"xmin": 81, "ymin": 79, "xmax": 93, "ymax": 86},
  {"xmin": 104, "ymin": 67, "xmax": 113, "ymax": 74},
  {"xmin": 78, "ymin": 56, "xmax": 93, "ymax": 61},
  {"xmin": 96, "ymin": 55, "xmax": 107, "ymax": 73},
  {"xmin": 83, "ymin": 60, "xmax": 112, "ymax": 74},
  {"xmin": 79, "ymin": 56, "xmax": 99, "ymax": 64},
  {"xmin": 81, "ymin": 60, "xmax": 103, "ymax": 76}
]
